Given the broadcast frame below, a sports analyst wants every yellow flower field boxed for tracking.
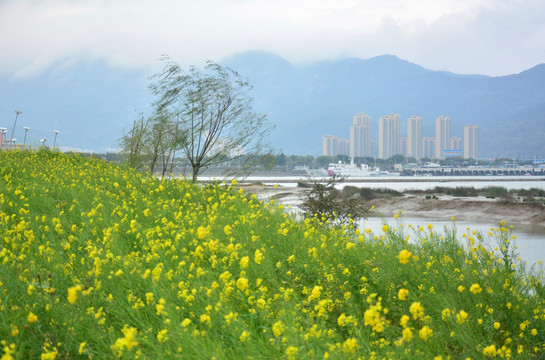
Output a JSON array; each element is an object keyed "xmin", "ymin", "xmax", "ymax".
[{"xmin": 0, "ymin": 150, "xmax": 544, "ymax": 359}]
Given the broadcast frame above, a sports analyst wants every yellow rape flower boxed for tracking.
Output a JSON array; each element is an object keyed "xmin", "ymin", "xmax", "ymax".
[
  {"xmin": 441, "ymin": 308, "xmax": 452, "ymax": 321},
  {"xmin": 286, "ymin": 346, "xmax": 298, "ymax": 358},
  {"xmin": 398, "ymin": 288, "xmax": 409, "ymax": 301},
  {"xmin": 197, "ymin": 226, "xmax": 208, "ymax": 239},
  {"xmin": 399, "ymin": 249, "xmax": 412, "ymax": 264},
  {"xmin": 256, "ymin": 298, "xmax": 266, "ymax": 309},
  {"xmin": 342, "ymin": 338, "xmax": 358, "ymax": 353},
  {"xmin": 419, "ymin": 326, "xmax": 433, "ymax": 341},
  {"xmin": 239, "ymin": 330, "xmax": 250, "ymax": 342},
  {"xmin": 2, "ymin": 343, "xmax": 16, "ymax": 360},
  {"xmin": 78, "ymin": 342, "xmax": 86, "ymax": 355},
  {"xmin": 27, "ymin": 284, "xmax": 36, "ymax": 296},
  {"xmin": 409, "ymin": 302, "xmax": 424, "ymax": 320},
  {"xmin": 200, "ymin": 314, "xmax": 211, "ymax": 326},
  {"xmin": 27, "ymin": 312, "xmax": 38, "ymax": 324},
  {"xmin": 483, "ymin": 345, "xmax": 497, "ymax": 357},
  {"xmin": 400, "ymin": 315, "xmax": 410, "ymax": 328},
  {"xmin": 272, "ymin": 321, "xmax": 285, "ymax": 337},
  {"xmin": 470, "ymin": 283, "xmax": 482, "ymax": 294},
  {"xmin": 40, "ymin": 347, "xmax": 58, "ymax": 360},
  {"xmin": 456, "ymin": 310, "xmax": 468, "ymax": 324},
  {"xmin": 236, "ymin": 277, "xmax": 248, "ymax": 292},
  {"xmin": 157, "ymin": 329, "xmax": 168, "ymax": 343},
  {"xmin": 224, "ymin": 225, "xmax": 233, "ymax": 236},
  {"xmin": 254, "ymin": 249, "xmax": 264, "ymax": 264},
  {"xmin": 67, "ymin": 284, "xmax": 82, "ymax": 304},
  {"xmin": 10, "ymin": 325, "xmax": 19, "ymax": 337},
  {"xmin": 111, "ymin": 325, "xmax": 139, "ymax": 357},
  {"xmin": 402, "ymin": 327, "xmax": 413, "ymax": 342},
  {"xmin": 307, "ymin": 286, "xmax": 321, "ymax": 302}
]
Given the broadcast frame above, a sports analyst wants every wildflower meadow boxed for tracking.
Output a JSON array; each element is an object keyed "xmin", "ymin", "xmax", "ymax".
[{"xmin": 0, "ymin": 150, "xmax": 544, "ymax": 359}]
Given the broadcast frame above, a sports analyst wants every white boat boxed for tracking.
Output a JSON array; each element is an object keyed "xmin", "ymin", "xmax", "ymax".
[
  {"xmin": 326, "ymin": 159, "xmax": 374, "ymax": 178},
  {"xmin": 325, "ymin": 159, "xmax": 401, "ymax": 178}
]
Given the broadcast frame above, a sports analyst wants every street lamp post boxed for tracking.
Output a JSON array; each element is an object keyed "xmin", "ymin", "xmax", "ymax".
[
  {"xmin": 40, "ymin": 138, "xmax": 47, "ymax": 147},
  {"xmin": 23, "ymin": 127, "xmax": 30, "ymax": 147},
  {"xmin": 11, "ymin": 110, "xmax": 22, "ymax": 147},
  {"xmin": 53, "ymin": 130, "xmax": 60, "ymax": 148},
  {"xmin": 0, "ymin": 128, "xmax": 7, "ymax": 148}
]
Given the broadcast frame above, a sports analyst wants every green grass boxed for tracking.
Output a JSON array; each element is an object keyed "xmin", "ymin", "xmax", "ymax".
[{"xmin": 0, "ymin": 150, "xmax": 544, "ymax": 359}]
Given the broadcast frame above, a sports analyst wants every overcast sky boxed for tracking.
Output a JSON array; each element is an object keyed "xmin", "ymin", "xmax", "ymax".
[{"xmin": 1, "ymin": 0, "xmax": 545, "ymax": 77}]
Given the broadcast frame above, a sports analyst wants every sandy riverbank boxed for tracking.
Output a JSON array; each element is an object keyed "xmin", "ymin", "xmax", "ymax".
[{"xmin": 241, "ymin": 184, "xmax": 545, "ymax": 226}]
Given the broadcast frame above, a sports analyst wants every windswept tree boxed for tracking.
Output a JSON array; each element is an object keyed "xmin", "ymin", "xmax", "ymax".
[
  {"xmin": 119, "ymin": 113, "xmax": 184, "ymax": 176},
  {"xmin": 119, "ymin": 116, "xmax": 149, "ymax": 172},
  {"xmin": 149, "ymin": 56, "xmax": 273, "ymax": 182}
]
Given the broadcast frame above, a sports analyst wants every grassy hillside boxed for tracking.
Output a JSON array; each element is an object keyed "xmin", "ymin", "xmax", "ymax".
[{"xmin": 0, "ymin": 150, "xmax": 544, "ymax": 359}]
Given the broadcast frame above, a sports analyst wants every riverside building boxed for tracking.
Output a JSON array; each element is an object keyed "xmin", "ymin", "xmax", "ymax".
[
  {"xmin": 407, "ymin": 115, "xmax": 423, "ymax": 160},
  {"xmin": 378, "ymin": 113, "xmax": 401, "ymax": 159},
  {"xmin": 323, "ymin": 135, "xmax": 349, "ymax": 156},
  {"xmin": 464, "ymin": 124, "xmax": 479, "ymax": 159},
  {"xmin": 423, "ymin": 137, "xmax": 436, "ymax": 159},
  {"xmin": 350, "ymin": 113, "xmax": 373, "ymax": 158},
  {"xmin": 435, "ymin": 115, "xmax": 451, "ymax": 159}
]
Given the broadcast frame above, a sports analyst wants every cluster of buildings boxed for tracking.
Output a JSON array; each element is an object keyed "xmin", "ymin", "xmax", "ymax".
[{"xmin": 323, "ymin": 114, "xmax": 479, "ymax": 160}]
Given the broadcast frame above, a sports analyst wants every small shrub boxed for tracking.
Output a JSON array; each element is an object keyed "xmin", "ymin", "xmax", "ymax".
[
  {"xmin": 300, "ymin": 178, "xmax": 368, "ymax": 225},
  {"xmin": 485, "ymin": 186, "xmax": 508, "ymax": 198},
  {"xmin": 450, "ymin": 187, "xmax": 479, "ymax": 197},
  {"xmin": 517, "ymin": 188, "xmax": 545, "ymax": 198},
  {"xmin": 357, "ymin": 187, "xmax": 403, "ymax": 200}
]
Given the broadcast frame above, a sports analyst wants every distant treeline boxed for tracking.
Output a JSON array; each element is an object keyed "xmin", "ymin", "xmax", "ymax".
[{"xmin": 97, "ymin": 152, "xmax": 537, "ymax": 170}]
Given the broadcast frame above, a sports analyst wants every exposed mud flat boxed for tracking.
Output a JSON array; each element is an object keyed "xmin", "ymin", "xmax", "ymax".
[
  {"xmin": 367, "ymin": 196, "xmax": 545, "ymax": 225},
  {"xmin": 241, "ymin": 184, "xmax": 545, "ymax": 225}
]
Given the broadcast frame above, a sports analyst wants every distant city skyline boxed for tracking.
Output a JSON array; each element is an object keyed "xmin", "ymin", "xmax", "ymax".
[{"xmin": 323, "ymin": 114, "xmax": 479, "ymax": 160}]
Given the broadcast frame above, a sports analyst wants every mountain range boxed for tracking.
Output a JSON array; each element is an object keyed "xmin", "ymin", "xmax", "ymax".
[{"xmin": 1, "ymin": 52, "xmax": 544, "ymax": 158}]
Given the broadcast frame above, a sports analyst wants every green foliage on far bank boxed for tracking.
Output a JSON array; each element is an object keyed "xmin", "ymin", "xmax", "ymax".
[
  {"xmin": 0, "ymin": 150, "xmax": 544, "ymax": 359},
  {"xmin": 406, "ymin": 186, "xmax": 545, "ymax": 203}
]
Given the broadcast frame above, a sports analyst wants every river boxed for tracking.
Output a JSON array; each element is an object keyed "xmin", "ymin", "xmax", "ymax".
[
  {"xmin": 244, "ymin": 175, "xmax": 545, "ymax": 268},
  {"xmin": 360, "ymin": 216, "xmax": 545, "ymax": 269}
]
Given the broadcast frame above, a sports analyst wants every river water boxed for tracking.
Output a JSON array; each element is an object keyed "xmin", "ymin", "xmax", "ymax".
[
  {"xmin": 360, "ymin": 216, "xmax": 545, "ymax": 269},
  {"xmin": 255, "ymin": 176, "xmax": 545, "ymax": 268}
]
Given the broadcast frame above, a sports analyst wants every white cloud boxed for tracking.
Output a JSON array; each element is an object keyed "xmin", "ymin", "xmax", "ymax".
[{"xmin": 0, "ymin": 0, "xmax": 544, "ymax": 77}]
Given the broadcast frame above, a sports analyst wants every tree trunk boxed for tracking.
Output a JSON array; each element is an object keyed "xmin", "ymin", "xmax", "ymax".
[{"xmin": 192, "ymin": 164, "xmax": 201, "ymax": 183}]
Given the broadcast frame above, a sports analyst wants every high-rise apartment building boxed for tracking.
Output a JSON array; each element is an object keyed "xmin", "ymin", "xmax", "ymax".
[
  {"xmin": 435, "ymin": 115, "xmax": 450, "ymax": 159},
  {"xmin": 423, "ymin": 137, "xmax": 436, "ymax": 159},
  {"xmin": 407, "ymin": 115, "xmax": 423, "ymax": 160},
  {"xmin": 378, "ymin": 113, "xmax": 400, "ymax": 159},
  {"xmin": 450, "ymin": 136, "xmax": 462, "ymax": 152},
  {"xmin": 323, "ymin": 135, "xmax": 349, "ymax": 156},
  {"xmin": 340, "ymin": 138, "xmax": 350, "ymax": 156},
  {"xmin": 464, "ymin": 125, "xmax": 479, "ymax": 159},
  {"xmin": 350, "ymin": 113, "xmax": 372, "ymax": 158}
]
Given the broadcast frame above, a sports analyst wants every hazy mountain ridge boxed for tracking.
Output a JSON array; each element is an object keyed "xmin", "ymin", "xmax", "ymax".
[
  {"xmin": 1, "ymin": 53, "xmax": 544, "ymax": 157},
  {"xmin": 224, "ymin": 51, "xmax": 545, "ymax": 157}
]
